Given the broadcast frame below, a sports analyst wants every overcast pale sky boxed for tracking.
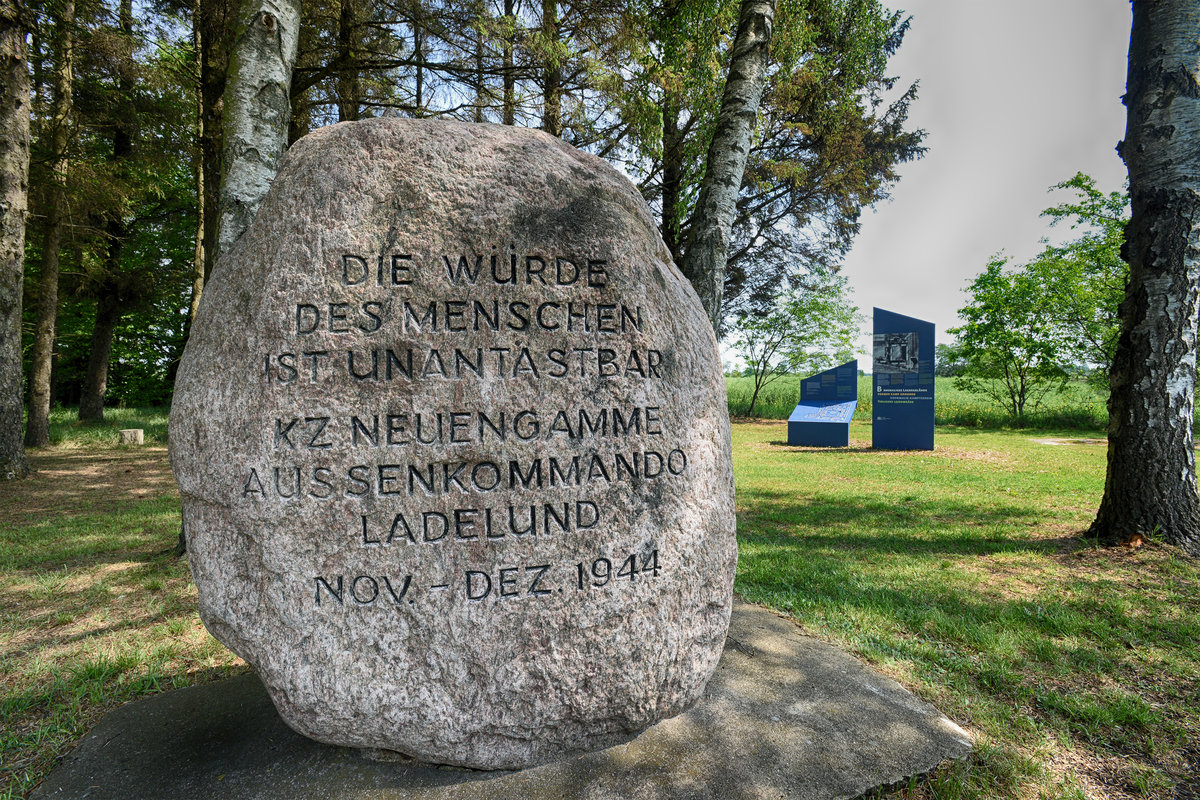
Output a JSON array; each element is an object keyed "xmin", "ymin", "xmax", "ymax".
[{"xmin": 840, "ymin": 0, "xmax": 1131, "ymax": 364}]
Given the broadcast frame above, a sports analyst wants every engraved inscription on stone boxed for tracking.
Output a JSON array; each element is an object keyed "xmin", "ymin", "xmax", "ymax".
[{"xmin": 170, "ymin": 118, "xmax": 735, "ymax": 770}]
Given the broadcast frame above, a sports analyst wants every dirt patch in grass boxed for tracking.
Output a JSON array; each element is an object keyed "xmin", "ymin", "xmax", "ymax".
[
  {"xmin": 0, "ymin": 447, "xmax": 176, "ymax": 526},
  {"xmin": 1050, "ymin": 537, "xmax": 1184, "ymax": 576}
]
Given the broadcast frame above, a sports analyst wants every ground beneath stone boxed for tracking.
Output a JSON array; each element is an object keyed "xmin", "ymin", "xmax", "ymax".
[{"xmin": 31, "ymin": 600, "xmax": 970, "ymax": 800}]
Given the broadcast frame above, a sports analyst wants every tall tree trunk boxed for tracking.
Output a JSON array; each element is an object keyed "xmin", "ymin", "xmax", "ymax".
[
  {"xmin": 658, "ymin": 0, "xmax": 683, "ymax": 264},
  {"xmin": 200, "ymin": 0, "xmax": 235, "ymax": 275},
  {"xmin": 0, "ymin": 0, "xmax": 30, "ymax": 480},
  {"xmin": 413, "ymin": 11, "xmax": 424, "ymax": 116},
  {"xmin": 25, "ymin": 0, "xmax": 72, "ymax": 446},
  {"xmin": 502, "ymin": 0, "xmax": 514, "ymax": 125},
  {"xmin": 216, "ymin": 0, "xmax": 300, "ymax": 257},
  {"xmin": 661, "ymin": 93, "xmax": 683, "ymax": 264},
  {"xmin": 540, "ymin": 0, "xmax": 560, "ymax": 135},
  {"xmin": 78, "ymin": 283, "xmax": 118, "ymax": 422},
  {"xmin": 682, "ymin": 0, "xmax": 776, "ymax": 333},
  {"xmin": 472, "ymin": 0, "xmax": 485, "ymax": 122},
  {"xmin": 188, "ymin": 0, "xmax": 205, "ymax": 325},
  {"xmin": 335, "ymin": 0, "xmax": 359, "ymax": 121},
  {"xmin": 78, "ymin": 0, "xmax": 132, "ymax": 423},
  {"xmin": 1089, "ymin": 1, "xmax": 1200, "ymax": 556}
]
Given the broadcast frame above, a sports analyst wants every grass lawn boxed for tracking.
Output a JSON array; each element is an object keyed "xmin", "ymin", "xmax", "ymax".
[
  {"xmin": 734, "ymin": 420, "xmax": 1199, "ymax": 799},
  {"xmin": 0, "ymin": 443, "xmax": 242, "ymax": 800},
  {"xmin": 2, "ymin": 416, "xmax": 1198, "ymax": 799}
]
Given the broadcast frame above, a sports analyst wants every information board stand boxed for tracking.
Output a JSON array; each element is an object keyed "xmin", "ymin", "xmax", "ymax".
[
  {"xmin": 787, "ymin": 360, "xmax": 858, "ymax": 447},
  {"xmin": 872, "ymin": 308, "xmax": 934, "ymax": 450}
]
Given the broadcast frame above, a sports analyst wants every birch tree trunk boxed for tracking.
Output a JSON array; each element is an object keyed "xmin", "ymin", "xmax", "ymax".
[
  {"xmin": 25, "ymin": 0, "xmax": 73, "ymax": 446},
  {"xmin": 681, "ymin": 0, "xmax": 776, "ymax": 333},
  {"xmin": 1088, "ymin": 0, "xmax": 1200, "ymax": 556},
  {"xmin": 181, "ymin": 0, "xmax": 296, "ymax": 555},
  {"xmin": 215, "ymin": 0, "xmax": 299, "ymax": 259},
  {"xmin": 0, "ymin": 0, "xmax": 29, "ymax": 480}
]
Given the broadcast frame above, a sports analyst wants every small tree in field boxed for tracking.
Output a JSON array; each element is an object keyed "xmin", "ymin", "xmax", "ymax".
[
  {"xmin": 728, "ymin": 271, "xmax": 858, "ymax": 415},
  {"xmin": 949, "ymin": 257, "xmax": 1070, "ymax": 419},
  {"xmin": 1027, "ymin": 173, "xmax": 1128, "ymax": 388}
]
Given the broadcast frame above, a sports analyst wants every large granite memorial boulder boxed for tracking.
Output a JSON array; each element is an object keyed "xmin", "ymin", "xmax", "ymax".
[{"xmin": 169, "ymin": 118, "xmax": 736, "ymax": 770}]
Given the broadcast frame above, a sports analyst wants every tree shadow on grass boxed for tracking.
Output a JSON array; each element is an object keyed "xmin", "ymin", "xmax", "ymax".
[
  {"xmin": 0, "ymin": 447, "xmax": 176, "ymax": 527},
  {"xmin": 737, "ymin": 488, "xmax": 1046, "ymax": 549},
  {"xmin": 731, "ymin": 488, "xmax": 1129, "ymax": 666},
  {"xmin": 734, "ymin": 487, "xmax": 1200, "ymax": 796}
]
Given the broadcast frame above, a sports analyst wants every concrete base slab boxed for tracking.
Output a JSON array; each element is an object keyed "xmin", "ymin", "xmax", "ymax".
[{"xmin": 32, "ymin": 601, "xmax": 971, "ymax": 800}]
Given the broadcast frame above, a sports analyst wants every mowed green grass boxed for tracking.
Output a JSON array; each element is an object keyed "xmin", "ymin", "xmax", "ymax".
[
  {"xmin": 2, "ymin": 417, "xmax": 1198, "ymax": 799},
  {"xmin": 727, "ymin": 375, "xmax": 1108, "ymax": 429},
  {"xmin": 42, "ymin": 407, "xmax": 171, "ymax": 447},
  {"xmin": 0, "ymin": 444, "xmax": 243, "ymax": 800},
  {"xmin": 734, "ymin": 420, "xmax": 1200, "ymax": 798}
]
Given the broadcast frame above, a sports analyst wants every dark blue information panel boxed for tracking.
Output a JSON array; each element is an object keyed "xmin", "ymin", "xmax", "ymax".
[
  {"xmin": 872, "ymin": 308, "xmax": 934, "ymax": 450},
  {"xmin": 788, "ymin": 359, "xmax": 858, "ymax": 447}
]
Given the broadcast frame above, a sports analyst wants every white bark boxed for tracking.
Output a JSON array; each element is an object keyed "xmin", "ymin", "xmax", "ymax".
[
  {"xmin": 215, "ymin": 0, "xmax": 299, "ymax": 259},
  {"xmin": 682, "ymin": 0, "xmax": 776, "ymax": 333},
  {"xmin": 1090, "ymin": 0, "xmax": 1200, "ymax": 555}
]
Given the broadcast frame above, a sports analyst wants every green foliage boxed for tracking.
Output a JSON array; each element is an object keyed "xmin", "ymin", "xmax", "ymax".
[
  {"xmin": 21, "ymin": 3, "xmax": 197, "ymax": 411},
  {"xmin": 583, "ymin": 0, "xmax": 925, "ymax": 320},
  {"xmin": 727, "ymin": 269, "xmax": 859, "ymax": 414},
  {"xmin": 17, "ymin": 1, "xmax": 928, "ymax": 411},
  {"xmin": 1027, "ymin": 172, "xmax": 1128, "ymax": 387},
  {"xmin": 949, "ymin": 257, "xmax": 1071, "ymax": 419},
  {"xmin": 947, "ymin": 174, "xmax": 1128, "ymax": 419},
  {"xmin": 934, "ymin": 342, "xmax": 967, "ymax": 377},
  {"xmin": 726, "ymin": 0, "xmax": 924, "ymax": 315}
]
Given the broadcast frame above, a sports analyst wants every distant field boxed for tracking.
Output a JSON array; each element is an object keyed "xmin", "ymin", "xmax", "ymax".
[{"xmin": 727, "ymin": 376, "xmax": 1108, "ymax": 430}]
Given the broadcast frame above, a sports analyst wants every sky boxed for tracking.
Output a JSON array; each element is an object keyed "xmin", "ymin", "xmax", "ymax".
[{"xmin": 840, "ymin": 0, "xmax": 1132, "ymax": 366}]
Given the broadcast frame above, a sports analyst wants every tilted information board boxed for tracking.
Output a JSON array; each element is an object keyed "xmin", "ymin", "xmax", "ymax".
[
  {"xmin": 787, "ymin": 359, "xmax": 858, "ymax": 447},
  {"xmin": 872, "ymin": 308, "xmax": 934, "ymax": 450}
]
